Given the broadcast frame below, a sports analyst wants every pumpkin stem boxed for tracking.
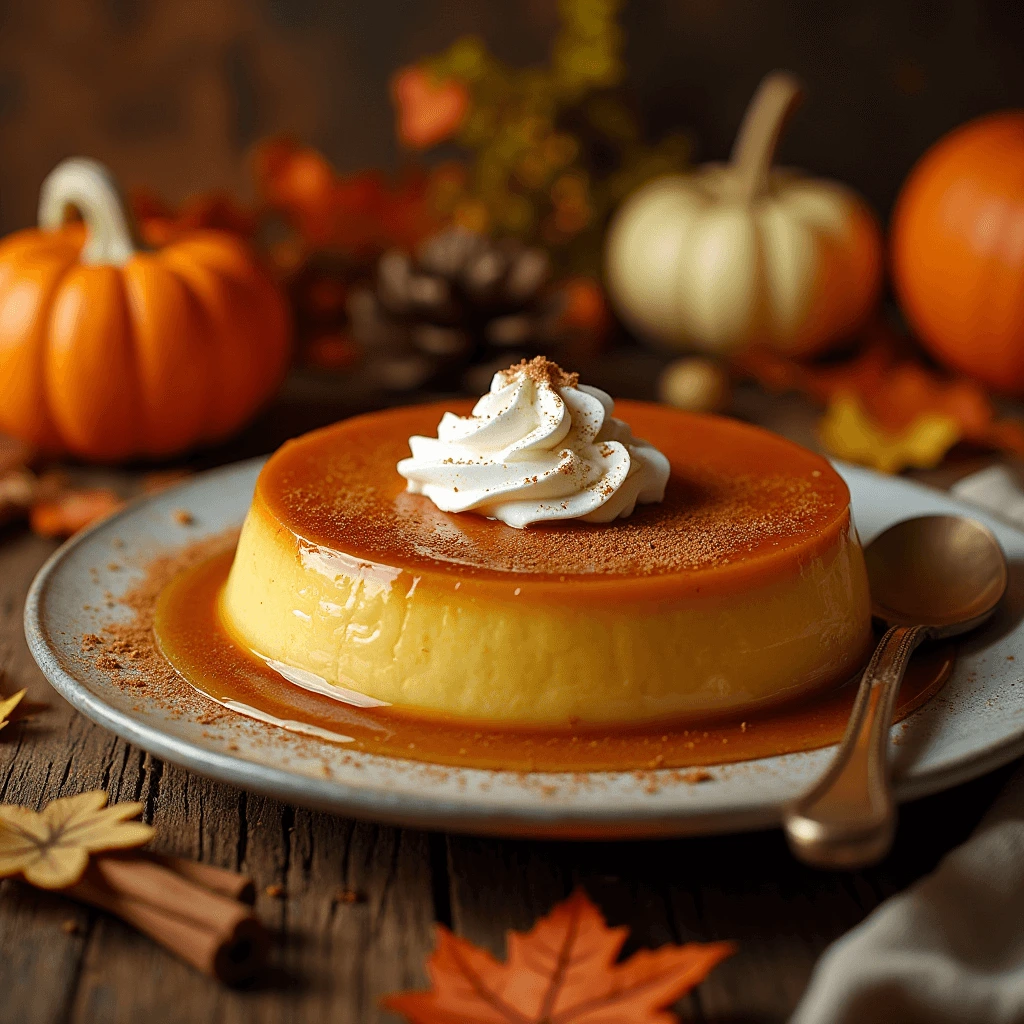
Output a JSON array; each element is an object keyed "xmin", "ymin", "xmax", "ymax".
[
  {"xmin": 37, "ymin": 158, "xmax": 144, "ymax": 266},
  {"xmin": 730, "ymin": 71, "xmax": 804, "ymax": 202}
]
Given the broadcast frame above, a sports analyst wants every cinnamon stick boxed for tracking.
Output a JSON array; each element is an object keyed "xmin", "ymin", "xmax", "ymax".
[
  {"xmin": 144, "ymin": 852, "xmax": 256, "ymax": 903},
  {"xmin": 62, "ymin": 854, "xmax": 269, "ymax": 984}
]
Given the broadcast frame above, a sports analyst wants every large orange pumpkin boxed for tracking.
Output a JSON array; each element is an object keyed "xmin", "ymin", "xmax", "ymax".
[
  {"xmin": 892, "ymin": 113, "xmax": 1024, "ymax": 394},
  {"xmin": 0, "ymin": 158, "xmax": 291, "ymax": 460}
]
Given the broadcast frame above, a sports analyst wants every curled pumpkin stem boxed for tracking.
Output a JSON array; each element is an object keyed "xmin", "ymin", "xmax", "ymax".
[
  {"xmin": 38, "ymin": 157, "xmax": 143, "ymax": 266},
  {"xmin": 730, "ymin": 71, "xmax": 804, "ymax": 202}
]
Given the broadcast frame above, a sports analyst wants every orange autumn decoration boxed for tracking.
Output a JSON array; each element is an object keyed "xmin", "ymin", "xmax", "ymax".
[
  {"xmin": 892, "ymin": 113, "xmax": 1024, "ymax": 394},
  {"xmin": 130, "ymin": 188, "xmax": 256, "ymax": 247},
  {"xmin": 391, "ymin": 66, "xmax": 470, "ymax": 150},
  {"xmin": 0, "ymin": 158, "xmax": 291, "ymax": 461},
  {"xmin": 0, "ymin": 445, "xmax": 125, "ymax": 539},
  {"xmin": 385, "ymin": 889, "xmax": 734, "ymax": 1024},
  {"xmin": 735, "ymin": 325, "xmax": 1024, "ymax": 472},
  {"xmin": 253, "ymin": 138, "xmax": 449, "ymax": 255},
  {"xmin": 30, "ymin": 487, "xmax": 124, "ymax": 539}
]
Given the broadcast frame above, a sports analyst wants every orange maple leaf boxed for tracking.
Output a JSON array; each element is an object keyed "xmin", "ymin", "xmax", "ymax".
[
  {"xmin": 391, "ymin": 66, "xmax": 470, "ymax": 150},
  {"xmin": 384, "ymin": 889, "xmax": 734, "ymax": 1024}
]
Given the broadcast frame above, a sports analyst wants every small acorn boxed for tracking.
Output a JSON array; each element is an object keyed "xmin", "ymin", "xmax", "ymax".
[{"xmin": 658, "ymin": 357, "xmax": 731, "ymax": 414}]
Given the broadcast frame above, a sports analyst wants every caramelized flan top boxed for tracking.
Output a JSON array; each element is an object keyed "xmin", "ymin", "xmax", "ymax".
[{"xmin": 255, "ymin": 401, "xmax": 853, "ymax": 597}]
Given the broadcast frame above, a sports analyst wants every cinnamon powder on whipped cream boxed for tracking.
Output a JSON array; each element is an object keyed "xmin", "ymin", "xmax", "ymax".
[{"xmin": 497, "ymin": 355, "xmax": 580, "ymax": 391}]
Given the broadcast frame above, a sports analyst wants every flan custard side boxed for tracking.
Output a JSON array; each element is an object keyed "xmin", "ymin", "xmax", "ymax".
[{"xmin": 221, "ymin": 401, "xmax": 872, "ymax": 725}]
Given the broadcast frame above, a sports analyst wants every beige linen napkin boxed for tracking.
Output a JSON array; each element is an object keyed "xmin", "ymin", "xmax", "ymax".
[{"xmin": 792, "ymin": 466, "xmax": 1024, "ymax": 1024}]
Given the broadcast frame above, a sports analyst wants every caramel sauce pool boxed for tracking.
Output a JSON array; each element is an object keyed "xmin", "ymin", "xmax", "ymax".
[{"xmin": 155, "ymin": 549, "xmax": 954, "ymax": 773}]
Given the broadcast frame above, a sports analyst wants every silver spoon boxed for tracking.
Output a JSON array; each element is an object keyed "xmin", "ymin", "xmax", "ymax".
[{"xmin": 783, "ymin": 514, "xmax": 1008, "ymax": 870}]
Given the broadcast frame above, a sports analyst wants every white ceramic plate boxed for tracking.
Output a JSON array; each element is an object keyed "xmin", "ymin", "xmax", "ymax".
[{"xmin": 24, "ymin": 459, "xmax": 1024, "ymax": 839}]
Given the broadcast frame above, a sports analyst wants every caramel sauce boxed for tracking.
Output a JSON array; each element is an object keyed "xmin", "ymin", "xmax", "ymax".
[
  {"xmin": 155, "ymin": 548, "xmax": 954, "ymax": 773},
  {"xmin": 257, "ymin": 401, "xmax": 854, "ymax": 600}
]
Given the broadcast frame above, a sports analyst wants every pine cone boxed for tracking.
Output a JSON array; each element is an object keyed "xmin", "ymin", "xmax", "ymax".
[{"xmin": 350, "ymin": 227, "xmax": 567, "ymax": 393}]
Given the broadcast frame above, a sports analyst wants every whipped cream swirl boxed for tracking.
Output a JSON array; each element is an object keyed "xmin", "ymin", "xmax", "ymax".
[{"xmin": 397, "ymin": 360, "xmax": 670, "ymax": 528}]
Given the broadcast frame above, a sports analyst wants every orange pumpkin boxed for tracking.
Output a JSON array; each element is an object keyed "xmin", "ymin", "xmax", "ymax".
[
  {"xmin": 0, "ymin": 158, "xmax": 291, "ymax": 460},
  {"xmin": 892, "ymin": 113, "xmax": 1024, "ymax": 394}
]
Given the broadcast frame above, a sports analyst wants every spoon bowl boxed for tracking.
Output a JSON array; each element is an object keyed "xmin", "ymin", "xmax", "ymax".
[
  {"xmin": 784, "ymin": 514, "xmax": 1008, "ymax": 869},
  {"xmin": 865, "ymin": 515, "xmax": 1008, "ymax": 636}
]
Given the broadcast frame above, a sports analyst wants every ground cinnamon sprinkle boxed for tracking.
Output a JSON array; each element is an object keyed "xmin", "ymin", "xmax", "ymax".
[
  {"xmin": 497, "ymin": 355, "xmax": 580, "ymax": 391},
  {"xmin": 269, "ymin": 404, "xmax": 844, "ymax": 581},
  {"xmin": 281, "ymin": 464, "xmax": 836, "ymax": 578},
  {"xmin": 80, "ymin": 530, "xmax": 240, "ymax": 716}
]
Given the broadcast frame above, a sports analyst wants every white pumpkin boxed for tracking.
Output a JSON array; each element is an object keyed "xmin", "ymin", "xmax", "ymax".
[{"xmin": 605, "ymin": 72, "xmax": 883, "ymax": 357}]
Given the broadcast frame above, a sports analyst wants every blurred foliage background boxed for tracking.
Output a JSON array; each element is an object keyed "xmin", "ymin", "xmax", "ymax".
[{"xmin": 0, "ymin": 0, "xmax": 1022, "ymax": 235}]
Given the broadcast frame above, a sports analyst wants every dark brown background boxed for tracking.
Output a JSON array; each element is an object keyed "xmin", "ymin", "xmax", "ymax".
[{"xmin": 0, "ymin": 0, "xmax": 1021, "ymax": 236}]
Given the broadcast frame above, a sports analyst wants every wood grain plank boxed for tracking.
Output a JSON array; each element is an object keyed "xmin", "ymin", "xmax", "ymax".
[
  {"xmin": 0, "ymin": 881, "xmax": 91, "ymax": 1024},
  {"xmin": 670, "ymin": 830, "xmax": 868, "ymax": 1023},
  {"xmin": 568, "ymin": 840, "xmax": 703, "ymax": 1022},
  {"xmin": 445, "ymin": 835, "xmax": 571, "ymax": 958},
  {"xmin": 271, "ymin": 814, "xmax": 436, "ymax": 1022},
  {"xmin": 0, "ymin": 529, "xmax": 95, "ymax": 1024}
]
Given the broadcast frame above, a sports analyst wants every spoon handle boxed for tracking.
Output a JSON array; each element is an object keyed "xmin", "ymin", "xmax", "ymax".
[{"xmin": 783, "ymin": 624, "xmax": 928, "ymax": 869}]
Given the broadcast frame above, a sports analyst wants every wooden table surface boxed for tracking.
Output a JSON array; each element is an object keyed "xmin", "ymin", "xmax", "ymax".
[{"xmin": 0, "ymin": 370, "xmax": 1019, "ymax": 1024}]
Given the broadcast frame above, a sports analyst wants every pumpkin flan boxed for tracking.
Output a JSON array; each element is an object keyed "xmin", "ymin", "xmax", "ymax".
[{"xmin": 220, "ymin": 365, "xmax": 872, "ymax": 726}]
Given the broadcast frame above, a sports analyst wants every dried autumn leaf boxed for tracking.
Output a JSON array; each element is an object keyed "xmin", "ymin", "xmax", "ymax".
[
  {"xmin": 820, "ymin": 393, "xmax": 961, "ymax": 473},
  {"xmin": 384, "ymin": 889, "xmax": 734, "ymax": 1024},
  {"xmin": 0, "ymin": 791, "xmax": 154, "ymax": 889},
  {"xmin": 0, "ymin": 689, "xmax": 26, "ymax": 732},
  {"xmin": 734, "ymin": 324, "xmax": 1024, "ymax": 469},
  {"xmin": 253, "ymin": 136, "xmax": 445, "ymax": 255},
  {"xmin": 30, "ymin": 488, "xmax": 124, "ymax": 540},
  {"xmin": 130, "ymin": 187, "xmax": 256, "ymax": 246}
]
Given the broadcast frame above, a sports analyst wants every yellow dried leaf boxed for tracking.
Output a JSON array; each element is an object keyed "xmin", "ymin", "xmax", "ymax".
[
  {"xmin": 0, "ymin": 689, "xmax": 26, "ymax": 732},
  {"xmin": 820, "ymin": 393, "xmax": 961, "ymax": 474},
  {"xmin": 0, "ymin": 790, "xmax": 154, "ymax": 889}
]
